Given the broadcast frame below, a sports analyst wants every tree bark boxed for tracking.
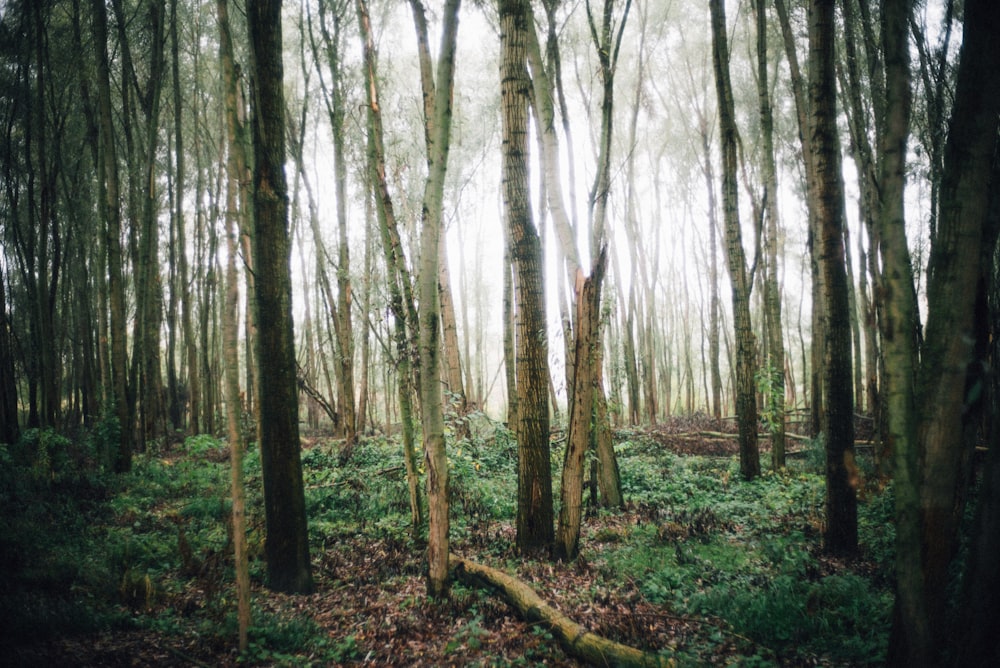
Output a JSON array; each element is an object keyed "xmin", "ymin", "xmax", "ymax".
[
  {"xmin": 313, "ymin": 0, "xmax": 357, "ymax": 447},
  {"xmin": 357, "ymin": 0, "xmax": 423, "ymax": 534},
  {"xmin": 754, "ymin": 0, "xmax": 787, "ymax": 470},
  {"xmin": 408, "ymin": 0, "xmax": 462, "ymax": 599},
  {"xmin": 218, "ymin": 0, "xmax": 252, "ymax": 646},
  {"xmin": 0, "ymin": 267, "xmax": 18, "ymax": 445},
  {"xmin": 555, "ymin": 251, "xmax": 607, "ymax": 561},
  {"xmin": 247, "ymin": 0, "xmax": 313, "ymax": 595},
  {"xmin": 914, "ymin": 0, "xmax": 1000, "ymax": 653},
  {"xmin": 808, "ymin": 0, "xmax": 857, "ymax": 557},
  {"xmin": 500, "ymin": 0, "xmax": 555, "ymax": 557},
  {"xmin": 876, "ymin": 0, "xmax": 926, "ymax": 660},
  {"xmin": 90, "ymin": 0, "xmax": 131, "ymax": 471},
  {"xmin": 709, "ymin": 0, "xmax": 759, "ymax": 480}
]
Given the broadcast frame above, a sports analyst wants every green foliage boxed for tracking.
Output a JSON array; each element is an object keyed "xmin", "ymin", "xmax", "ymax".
[
  {"xmin": 600, "ymin": 447, "xmax": 888, "ymax": 664},
  {"xmin": 182, "ymin": 433, "xmax": 223, "ymax": 457},
  {"xmin": 14, "ymin": 427, "xmax": 74, "ymax": 483},
  {"xmin": 755, "ymin": 364, "xmax": 785, "ymax": 433},
  {"xmin": 445, "ymin": 613, "xmax": 489, "ymax": 653},
  {"xmin": 1, "ymin": 421, "xmax": 895, "ymax": 665},
  {"xmin": 689, "ymin": 572, "xmax": 890, "ymax": 663},
  {"xmin": 86, "ymin": 408, "xmax": 121, "ymax": 471}
]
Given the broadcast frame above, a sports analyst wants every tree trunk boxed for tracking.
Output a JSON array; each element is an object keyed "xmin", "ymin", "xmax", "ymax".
[
  {"xmin": 754, "ymin": 0, "xmax": 787, "ymax": 470},
  {"xmin": 313, "ymin": 0, "xmax": 357, "ymax": 447},
  {"xmin": 166, "ymin": 0, "xmax": 183, "ymax": 433},
  {"xmin": 914, "ymin": 0, "xmax": 1000, "ymax": 654},
  {"xmin": 0, "ymin": 268, "xmax": 18, "ymax": 445},
  {"xmin": 438, "ymin": 240, "xmax": 467, "ymax": 415},
  {"xmin": 556, "ymin": 251, "xmax": 607, "ymax": 561},
  {"xmin": 91, "ymin": 0, "xmax": 131, "ymax": 471},
  {"xmin": 593, "ymin": 320, "xmax": 623, "ymax": 507},
  {"xmin": 407, "ymin": 0, "xmax": 462, "ymax": 599},
  {"xmin": 876, "ymin": 0, "xmax": 927, "ymax": 661},
  {"xmin": 808, "ymin": 0, "xmax": 857, "ymax": 557},
  {"xmin": 136, "ymin": 0, "xmax": 167, "ymax": 448},
  {"xmin": 709, "ymin": 0, "xmax": 759, "ymax": 480},
  {"xmin": 580, "ymin": 0, "xmax": 628, "ymax": 507},
  {"xmin": 218, "ymin": 0, "xmax": 252, "ymax": 646},
  {"xmin": 774, "ymin": 0, "xmax": 824, "ymax": 438},
  {"xmin": 501, "ymin": 0, "xmax": 554, "ymax": 557},
  {"xmin": 247, "ymin": 0, "xmax": 312, "ymax": 595},
  {"xmin": 357, "ymin": 0, "xmax": 423, "ymax": 534}
]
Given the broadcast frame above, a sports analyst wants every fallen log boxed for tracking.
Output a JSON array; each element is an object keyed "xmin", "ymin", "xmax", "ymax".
[
  {"xmin": 450, "ymin": 554, "xmax": 674, "ymax": 667},
  {"xmin": 674, "ymin": 430, "xmax": 812, "ymax": 443}
]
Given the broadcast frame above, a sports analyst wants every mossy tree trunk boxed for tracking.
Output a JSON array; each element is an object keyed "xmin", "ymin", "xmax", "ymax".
[
  {"xmin": 709, "ymin": 0, "xmax": 759, "ymax": 481},
  {"xmin": 807, "ymin": 0, "xmax": 857, "ymax": 558},
  {"xmin": 218, "ymin": 0, "xmax": 252, "ymax": 647}
]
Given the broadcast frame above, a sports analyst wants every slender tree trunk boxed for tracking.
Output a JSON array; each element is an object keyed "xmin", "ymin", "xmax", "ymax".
[
  {"xmin": 357, "ymin": 0, "xmax": 423, "ymax": 534},
  {"xmin": 91, "ymin": 0, "xmax": 131, "ymax": 471},
  {"xmin": 166, "ymin": 0, "xmax": 182, "ymax": 432},
  {"xmin": 137, "ymin": 0, "xmax": 167, "ymax": 447},
  {"xmin": 754, "ymin": 0, "xmax": 787, "ymax": 469},
  {"xmin": 438, "ymin": 241, "xmax": 466, "ymax": 414},
  {"xmin": 774, "ymin": 0, "xmax": 824, "ymax": 438},
  {"xmin": 593, "ymin": 318, "xmax": 622, "ymax": 507},
  {"xmin": 580, "ymin": 0, "xmax": 628, "ymax": 506},
  {"xmin": 0, "ymin": 269, "xmax": 18, "ymax": 445},
  {"xmin": 502, "ymin": 238, "xmax": 518, "ymax": 428},
  {"xmin": 406, "ymin": 0, "xmax": 462, "ymax": 599},
  {"xmin": 555, "ymin": 251, "xmax": 607, "ymax": 561},
  {"xmin": 840, "ymin": 0, "xmax": 883, "ymax": 447},
  {"xmin": 875, "ymin": 0, "xmax": 925, "ymax": 661},
  {"xmin": 218, "ymin": 0, "xmax": 252, "ymax": 646},
  {"xmin": 357, "ymin": 194, "xmax": 374, "ymax": 436},
  {"xmin": 247, "ymin": 0, "xmax": 312, "ymax": 595},
  {"xmin": 710, "ymin": 0, "xmax": 759, "ymax": 480},
  {"xmin": 313, "ymin": 0, "xmax": 357, "ymax": 446}
]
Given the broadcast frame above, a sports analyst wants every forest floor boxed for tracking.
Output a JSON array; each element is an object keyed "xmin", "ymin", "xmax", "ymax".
[{"xmin": 2, "ymin": 414, "xmax": 892, "ymax": 666}]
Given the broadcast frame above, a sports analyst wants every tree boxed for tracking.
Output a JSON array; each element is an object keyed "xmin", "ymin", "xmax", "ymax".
[
  {"xmin": 357, "ymin": 0, "xmax": 423, "ymax": 534},
  {"xmin": 807, "ymin": 0, "xmax": 857, "ymax": 557},
  {"xmin": 500, "ymin": 0, "xmax": 554, "ymax": 557},
  {"xmin": 709, "ymin": 0, "xmax": 759, "ymax": 480},
  {"xmin": 912, "ymin": 0, "xmax": 999, "ymax": 659},
  {"xmin": 90, "ymin": 0, "xmax": 132, "ymax": 472},
  {"xmin": 218, "ymin": 0, "xmax": 252, "ymax": 648},
  {"xmin": 408, "ymin": 0, "xmax": 463, "ymax": 598},
  {"xmin": 555, "ymin": 250, "xmax": 607, "ymax": 561},
  {"xmin": 753, "ymin": 0, "xmax": 787, "ymax": 470},
  {"xmin": 247, "ymin": 0, "xmax": 313, "ymax": 595},
  {"xmin": 133, "ymin": 0, "xmax": 168, "ymax": 448},
  {"xmin": 312, "ymin": 0, "xmax": 357, "ymax": 449},
  {"xmin": 581, "ymin": 0, "xmax": 627, "ymax": 510},
  {"xmin": 874, "ymin": 0, "xmax": 1000, "ymax": 661},
  {"xmin": 0, "ymin": 268, "xmax": 17, "ymax": 445},
  {"xmin": 550, "ymin": 0, "xmax": 630, "ymax": 558}
]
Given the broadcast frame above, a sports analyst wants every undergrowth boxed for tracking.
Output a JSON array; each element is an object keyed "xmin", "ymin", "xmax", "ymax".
[{"xmin": 1, "ymin": 421, "xmax": 895, "ymax": 665}]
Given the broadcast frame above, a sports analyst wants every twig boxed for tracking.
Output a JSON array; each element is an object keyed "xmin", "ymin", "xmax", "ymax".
[{"xmin": 165, "ymin": 646, "xmax": 213, "ymax": 668}]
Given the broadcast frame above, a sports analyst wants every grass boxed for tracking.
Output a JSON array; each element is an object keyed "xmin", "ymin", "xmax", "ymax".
[{"xmin": 1, "ymin": 420, "xmax": 895, "ymax": 665}]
